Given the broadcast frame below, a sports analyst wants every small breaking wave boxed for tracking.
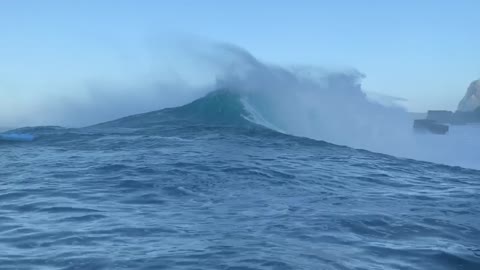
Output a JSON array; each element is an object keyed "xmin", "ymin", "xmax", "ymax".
[{"xmin": 0, "ymin": 133, "xmax": 35, "ymax": 142}]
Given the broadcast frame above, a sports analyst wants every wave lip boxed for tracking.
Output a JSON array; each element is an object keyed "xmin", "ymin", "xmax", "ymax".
[{"xmin": 167, "ymin": 89, "xmax": 252, "ymax": 125}]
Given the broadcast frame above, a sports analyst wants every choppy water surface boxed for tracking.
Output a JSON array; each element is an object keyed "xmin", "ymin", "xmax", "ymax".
[{"xmin": 1, "ymin": 91, "xmax": 479, "ymax": 270}]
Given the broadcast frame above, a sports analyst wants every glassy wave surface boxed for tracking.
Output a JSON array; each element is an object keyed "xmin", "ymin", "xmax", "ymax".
[{"xmin": 1, "ymin": 90, "xmax": 479, "ymax": 269}]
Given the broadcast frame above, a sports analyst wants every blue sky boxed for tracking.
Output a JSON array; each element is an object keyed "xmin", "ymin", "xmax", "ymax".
[{"xmin": 1, "ymin": 0, "xmax": 479, "ymax": 114}]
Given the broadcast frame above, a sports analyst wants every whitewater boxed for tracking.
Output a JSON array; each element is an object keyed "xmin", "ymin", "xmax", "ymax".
[{"xmin": 1, "ymin": 44, "xmax": 479, "ymax": 269}]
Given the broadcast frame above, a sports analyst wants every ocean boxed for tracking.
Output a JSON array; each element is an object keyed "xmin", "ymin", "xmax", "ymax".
[{"xmin": 1, "ymin": 90, "xmax": 479, "ymax": 270}]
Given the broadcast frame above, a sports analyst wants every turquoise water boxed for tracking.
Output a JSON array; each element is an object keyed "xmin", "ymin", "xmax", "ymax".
[{"xmin": 1, "ymin": 90, "xmax": 479, "ymax": 270}]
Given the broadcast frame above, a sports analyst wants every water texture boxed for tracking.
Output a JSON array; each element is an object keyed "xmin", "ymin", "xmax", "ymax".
[{"xmin": 1, "ymin": 90, "xmax": 479, "ymax": 270}]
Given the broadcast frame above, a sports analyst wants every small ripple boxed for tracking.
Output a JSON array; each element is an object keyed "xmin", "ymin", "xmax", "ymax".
[
  {"xmin": 92, "ymin": 227, "xmax": 178, "ymax": 237},
  {"xmin": 116, "ymin": 179, "xmax": 157, "ymax": 190},
  {"xmin": 163, "ymin": 186, "xmax": 196, "ymax": 197},
  {"xmin": 39, "ymin": 206, "xmax": 101, "ymax": 213},
  {"xmin": 94, "ymin": 164, "xmax": 131, "ymax": 172},
  {"xmin": 58, "ymin": 214, "xmax": 107, "ymax": 222},
  {"xmin": 0, "ymin": 192, "xmax": 30, "ymax": 201},
  {"xmin": 120, "ymin": 193, "xmax": 166, "ymax": 205}
]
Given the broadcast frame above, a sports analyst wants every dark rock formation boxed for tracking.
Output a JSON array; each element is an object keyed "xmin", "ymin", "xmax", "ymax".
[
  {"xmin": 426, "ymin": 110, "xmax": 453, "ymax": 123},
  {"xmin": 413, "ymin": 119, "xmax": 449, "ymax": 135},
  {"xmin": 419, "ymin": 109, "xmax": 480, "ymax": 126},
  {"xmin": 413, "ymin": 79, "xmax": 480, "ymax": 134},
  {"xmin": 451, "ymin": 109, "xmax": 480, "ymax": 125}
]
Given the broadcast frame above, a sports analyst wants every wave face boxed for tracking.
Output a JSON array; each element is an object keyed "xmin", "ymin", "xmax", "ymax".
[
  {"xmin": 1, "ymin": 89, "xmax": 480, "ymax": 269},
  {"xmin": 91, "ymin": 89, "xmax": 254, "ymax": 129}
]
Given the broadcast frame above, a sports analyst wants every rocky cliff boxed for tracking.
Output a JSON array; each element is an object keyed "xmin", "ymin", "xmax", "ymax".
[{"xmin": 458, "ymin": 79, "xmax": 480, "ymax": 112}]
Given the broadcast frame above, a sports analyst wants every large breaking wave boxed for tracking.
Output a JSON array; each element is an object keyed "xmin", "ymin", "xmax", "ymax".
[
  {"xmin": 2, "ymin": 41, "xmax": 479, "ymax": 169},
  {"xmin": 162, "ymin": 43, "xmax": 478, "ymax": 170}
]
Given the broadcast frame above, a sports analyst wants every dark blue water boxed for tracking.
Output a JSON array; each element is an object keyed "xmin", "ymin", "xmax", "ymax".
[{"xmin": 1, "ymin": 91, "xmax": 479, "ymax": 269}]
